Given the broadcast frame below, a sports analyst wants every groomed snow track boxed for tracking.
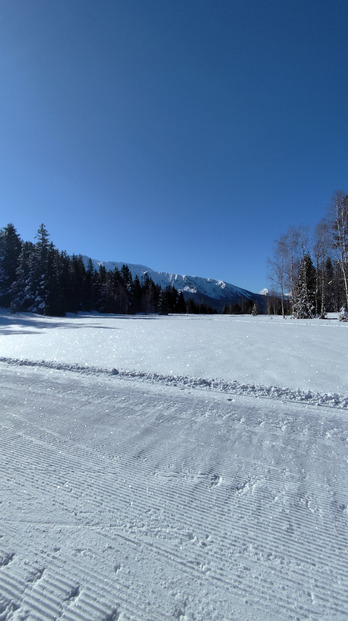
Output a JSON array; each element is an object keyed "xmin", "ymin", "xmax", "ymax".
[
  {"xmin": 0, "ymin": 359, "xmax": 347, "ymax": 620},
  {"xmin": 1, "ymin": 356, "xmax": 347, "ymax": 410}
]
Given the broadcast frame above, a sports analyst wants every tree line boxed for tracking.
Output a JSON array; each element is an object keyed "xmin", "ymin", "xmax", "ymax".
[
  {"xmin": 268, "ymin": 190, "xmax": 348, "ymax": 319},
  {"xmin": 0, "ymin": 223, "xmax": 217, "ymax": 316}
]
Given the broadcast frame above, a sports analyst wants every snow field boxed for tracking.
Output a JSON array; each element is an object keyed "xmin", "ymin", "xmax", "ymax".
[
  {"xmin": 0, "ymin": 311, "xmax": 347, "ymax": 397},
  {"xmin": 0, "ymin": 311, "xmax": 347, "ymax": 620}
]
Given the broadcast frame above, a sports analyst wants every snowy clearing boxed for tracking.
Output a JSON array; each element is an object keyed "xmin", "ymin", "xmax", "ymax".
[{"xmin": 0, "ymin": 311, "xmax": 347, "ymax": 620}]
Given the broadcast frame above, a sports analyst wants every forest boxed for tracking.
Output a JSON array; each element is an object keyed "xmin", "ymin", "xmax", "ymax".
[
  {"xmin": 1, "ymin": 190, "xmax": 347, "ymax": 319},
  {"xmin": 268, "ymin": 190, "xmax": 348, "ymax": 319},
  {"xmin": 0, "ymin": 223, "xmax": 217, "ymax": 316}
]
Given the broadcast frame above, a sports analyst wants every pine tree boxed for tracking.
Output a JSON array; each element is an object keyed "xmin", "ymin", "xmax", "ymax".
[
  {"xmin": 27, "ymin": 224, "xmax": 51, "ymax": 314},
  {"xmin": 45, "ymin": 244, "xmax": 65, "ymax": 316},
  {"xmin": 65, "ymin": 255, "xmax": 87, "ymax": 312},
  {"xmin": 186, "ymin": 298, "xmax": 198, "ymax": 314},
  {"xmin": 11, "ymin": 241, "xmax": 35, "ymax": 312},
  {"xmin": 142, "ymin": 274, "xmax": 158, "ymax": 314},
  {"xmin": 175, "ymin": 291, "xmax": 187, "ymax": 313},
  {"xmin": 112, "ymin": 268, "xmax": 129, "ymax": 313},
  {"xmin": 81, "ymin": 258, "xmax": 95, "ymax": 311},
  {"xmin": 0, "ymin": 223, "xmax": 22, "ymax": 307},
  {"xmin": 157, "ymin": 289, "xmax": 169, "ymax": 315},
  {"xmin": 130, "ymin": 275, "xmax": 142, "ymax": 314}
]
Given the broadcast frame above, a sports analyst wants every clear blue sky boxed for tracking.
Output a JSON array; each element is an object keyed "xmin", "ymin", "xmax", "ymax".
[{"xmin": 1, "ymin": 0, "xmax": 347, "ymax": 293}]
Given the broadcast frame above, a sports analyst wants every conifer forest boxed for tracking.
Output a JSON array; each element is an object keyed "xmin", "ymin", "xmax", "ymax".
[
  {"xmin": 0, "ymin": 223, "xmax": 215, "ymax": 316},
  {"xmin": 0, "ymin": 190, "xmax": 347, "ymax": 319}
]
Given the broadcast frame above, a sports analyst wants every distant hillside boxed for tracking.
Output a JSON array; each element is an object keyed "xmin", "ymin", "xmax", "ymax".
[{"xmin": 83, "ymin": 257, "xmax": 266, "ymax": 312}]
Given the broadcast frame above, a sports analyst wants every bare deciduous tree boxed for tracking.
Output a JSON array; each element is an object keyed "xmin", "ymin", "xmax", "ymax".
[
  {"xmin": 313, "ymin": 217, "xmax": 332, "ymax": 317},
  {"xmin": 268, "ymin": 235, "xmax": 288, "ymax": 317},
  {"xmin": 329, "ymin": 191, "xmax": 348, "ymax": 308}
]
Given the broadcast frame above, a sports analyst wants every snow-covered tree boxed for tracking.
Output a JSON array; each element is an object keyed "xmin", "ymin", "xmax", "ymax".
[
  {"xmin": 0, "ymin": 223, "xmax": 22, "ymax": 307},
  {"xmin": 339, "ymin": 306, "xmax": 348, "ymax": 322},
  {"xmin": 28, "ymin": 224, "xmax": 52, "ymax": 314},
  {"xmin": 11, "ymin": 241, "xmax": 35, "ymax": 312},
  {"xmin": 292, "ymin": 254, "xmax": 316, "ymax": 319}
]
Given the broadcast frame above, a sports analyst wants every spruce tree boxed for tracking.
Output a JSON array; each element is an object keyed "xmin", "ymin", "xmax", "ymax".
[
  {"xmin": 11, "ymin": 241, "xmax": 35, "ymax": 312},
  {"xmin": 131, "ymin": 275, "xmax": 142, "ymax": 314},
  {"xmin": 45, "ymin": 243, "xmax": 65, "ymax": 316},
  {"xmin": 176, "ymin": 291, "xmax": 187, "ymax": 313},
  {"xmin": 112, "ymin": 267, "xmax": 128, "ymax": 313},
  {"xmin": 292, "ymin": 254, "xmax": 316, "ymax": 318},
  {"xmin": 142, "ymin": 275, "xmax": 157, "ymax": 314},
  {"xmin": 27, "ymin": 224, "xmax": 51, "ymax": 314},
  {"xmin": 81, "ymin": 258, "xmax": 95, "ymax": 311},
  {"xmin": 157, "ymin": 289, "xmax": 169, "ymax": 315},
  {"xmin": 0, "ymin": 223, "xmax": 22, "ymax": 307}
]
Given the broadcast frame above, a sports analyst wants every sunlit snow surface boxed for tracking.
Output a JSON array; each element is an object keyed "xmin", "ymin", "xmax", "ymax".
[{"xmin": 0, "ymin": 311, "xmax": 347, "ymax": 620}]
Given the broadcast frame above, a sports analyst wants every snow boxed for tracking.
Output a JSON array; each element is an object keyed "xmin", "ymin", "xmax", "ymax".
[
  {"xmin": 0, "ymin": 310, "xmax": 347, "ymax": 620},
  {"xmin": 83, "ymin": 256, "xmax": 259, "ymax": 301}
]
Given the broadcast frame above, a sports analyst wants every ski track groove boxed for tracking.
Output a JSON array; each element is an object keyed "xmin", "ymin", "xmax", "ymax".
[{"xmin": 1, "ymin": 362, "xmax": 347, "ymax": 619}]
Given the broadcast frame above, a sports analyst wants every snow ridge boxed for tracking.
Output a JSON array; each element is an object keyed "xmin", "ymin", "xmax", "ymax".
[
  {"xmin": 1, "ymin": 357, "xmax": 347, "ymax": 410},
  {"xmin": 82, "ymin": 256, "xmax": 262, "ymax": 304}
]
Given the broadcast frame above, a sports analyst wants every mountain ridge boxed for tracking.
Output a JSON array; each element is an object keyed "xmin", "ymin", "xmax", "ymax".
[{"xmin": 82, "ymin": 257, "xmax": 266, "ymax": 312}]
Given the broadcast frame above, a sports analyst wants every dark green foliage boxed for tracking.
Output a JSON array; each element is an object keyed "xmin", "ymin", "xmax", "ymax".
[
  {"xmin": 142, "ymin": 274, "xmax": 159, "ymax": 314},
  {"xmin": 11, "ymin": 241, "xmax": 34, "ymax": 312},
  {"xmin": 65, "ymin": 255, "xmax": 88, "ymax": 313},
  {"xmin": 240, "ymin": 297, "xmax": 255, "ymax": 314},
  {"xmin": 185, "ymin": 298, "xmax": 217, "ymax": 314},
  {"xmin": 29, "ymin": 223, "xmax": 51, "ymax": 313},
  {"xmin": 0, "ymin": 224, "xmax": 22, "ymax": 307},
  {"xmin": 1, "ymin": 223, "xmax": 192, "ymax": 317},
  {"xmin": 157, "ymin": 289, "xmax": 169, "ymax": 315},
  {"xmin": 231, "ymin": 302, "xmax": 241, "ymax": 314},
  {"xmin": 222, "ymin": 299, "xmax": 259, "ymax": 315},
  {"xmin": 175, "ymin": 291, "xmax": 187, "ymax": 313},
  {"xmin": 45, "ymin": 244, "xmax": 66, "ymax": 316},
  {"xmin": 130, "ymin": 276, "xmax": 142, "ymax": 314}
]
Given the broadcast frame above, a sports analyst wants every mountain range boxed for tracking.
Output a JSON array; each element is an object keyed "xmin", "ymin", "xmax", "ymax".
[{"xmin": 83, "ymin": 257, "xmax": 266, "ymax": 312}]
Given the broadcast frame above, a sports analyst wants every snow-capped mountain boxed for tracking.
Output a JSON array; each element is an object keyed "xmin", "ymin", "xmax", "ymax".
[{"xmin": 83, "ymin": 257, "xmax": 266, "ymax": 311}]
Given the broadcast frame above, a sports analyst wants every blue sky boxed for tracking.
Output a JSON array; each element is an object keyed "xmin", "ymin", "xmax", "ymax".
[{"xmin": 1, "ymin": 0, "xmax": 347, "ymax": 293}]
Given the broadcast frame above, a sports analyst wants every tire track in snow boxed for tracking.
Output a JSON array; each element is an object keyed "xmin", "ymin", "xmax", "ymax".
[{"xmin": 1, "ymin": 355, "xmax": 347, "ymax": 409}]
